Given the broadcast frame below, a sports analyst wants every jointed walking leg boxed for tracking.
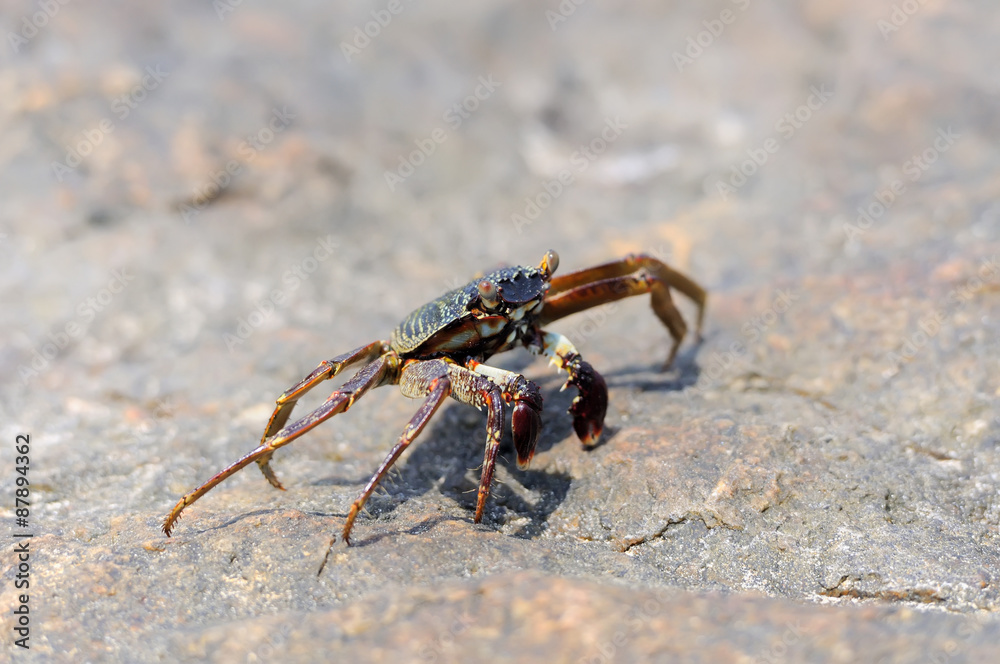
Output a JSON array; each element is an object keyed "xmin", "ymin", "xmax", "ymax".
[
  {"xmin": 539, "ymin": 254, "xmax": 706, "ymax": 368},
  {"xmin": 466, "ymin": 360, "xmax": 543, "ymax": 470},
  {"xmin": 162, "ymin": 353, "xmax": 397, "ymax": 536},
  {"xmin": 339, "ymin": 360, "xmax": 455, "ymax": 546},
  {"xmin": 256, "ymin": 341, "xmax": 388, "ymax": 487}
]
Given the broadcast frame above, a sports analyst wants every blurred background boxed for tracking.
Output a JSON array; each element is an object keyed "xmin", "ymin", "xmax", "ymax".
[{"xmin": 2, "ymin": 1, "xmax": 999, "ymax": 661}]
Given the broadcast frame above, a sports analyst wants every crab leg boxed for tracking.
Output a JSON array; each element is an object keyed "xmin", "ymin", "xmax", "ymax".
[
  {"xmin": 339, "ymin": 360, "xmax": 455, "ymax": 546},
  {"xmin": 532, "ymin": 331, "xmax": 609, "ymax": 446},
  {"xmin": 545, "ymin": 253, "xmax": 706, "ymax": 326},
  {"xmin": 162, "ymin": 353, "xmax": 397, "ymax": 536},
  {"xmin": 539, "ymin": 254, "xmax": 706, "ymax": 369},
  {"xmin": 441, "ymin": 361, "xmax": 543, "ymax": 527},
  {"xmin": 256, "ymin": 340, "xmax": 388, "ymax": 486},
  {"xmin": 445, "ymin": 364, "xmax": 507, "ymax": 525},
  {"xmin": 467, "ymin": 361, "xmax": 543, "ymax": 470}
]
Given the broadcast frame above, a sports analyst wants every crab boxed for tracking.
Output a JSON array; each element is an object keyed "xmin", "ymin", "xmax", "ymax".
[{"xmin": 162, "ymin": 250, "xmax": 706, "ymax": 562}]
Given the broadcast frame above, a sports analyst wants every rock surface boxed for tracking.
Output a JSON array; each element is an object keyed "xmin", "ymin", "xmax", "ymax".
[{"xmin": 1, "ymin": 1, "xmax": 998, "ymax": 661}]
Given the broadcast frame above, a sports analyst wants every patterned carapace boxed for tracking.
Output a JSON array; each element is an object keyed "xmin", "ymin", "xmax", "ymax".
[{"xmin": 162, "ymin": 250, "xmax": 706, "ymax": 572}]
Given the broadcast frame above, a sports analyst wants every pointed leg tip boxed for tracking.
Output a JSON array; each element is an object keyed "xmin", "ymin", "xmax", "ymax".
[
  {"xmin": 162, "ymin": 513, "xmax": 179, "ymax": 536},
  {"xmin": 661, "ymin": 348, "xmax": 682, "ymax": 372},
  {"xmin": 258, "ymin": 462, "xmax": 287, "ymax": 491},
  {"xmin": 341, "ymin": 520, "xmax": 357, "ymax": 547}
]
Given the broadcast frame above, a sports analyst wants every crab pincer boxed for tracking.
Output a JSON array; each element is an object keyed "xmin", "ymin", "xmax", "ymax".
[
  {"xmin": 565, "ymin": 359, "xmax": 608, "ymax": 446},
  {"xmin": 511, "ymin": 379, "xmax": 544, "ymax": 467},
  {"xmin": 163, "ymin": 248, "xmax": 704, "ymax": 562}
]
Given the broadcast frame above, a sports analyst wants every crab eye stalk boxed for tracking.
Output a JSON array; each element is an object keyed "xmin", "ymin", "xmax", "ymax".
[
  {"xmin": 478, "ymin": 280, "xmax": 500, "ymax": 308},
  {"xmin": 539, "ymin": 250, "xmax": 559, "ymax": 278}
]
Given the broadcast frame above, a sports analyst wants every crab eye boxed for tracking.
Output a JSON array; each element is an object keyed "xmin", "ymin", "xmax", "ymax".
[
  {"xmin": 539, "ymin": 250, "xmax": 559, "ymax": 277},
  {"xmin": 478, "ymin": 280, "xmax": 500, "ymax": 308}
]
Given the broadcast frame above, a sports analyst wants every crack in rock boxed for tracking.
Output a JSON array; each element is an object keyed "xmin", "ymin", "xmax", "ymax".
[{"xmin": 819, "ymin": 575, "xmax": 946, "ymax": 604}]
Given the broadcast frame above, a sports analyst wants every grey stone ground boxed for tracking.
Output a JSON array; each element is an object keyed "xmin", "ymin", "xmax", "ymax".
[{"xmin": 1, "ymin": 1, "xmax": 999, "ymax": 662}]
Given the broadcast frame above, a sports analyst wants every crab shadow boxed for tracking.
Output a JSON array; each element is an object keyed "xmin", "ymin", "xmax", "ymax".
[
  {"xmin": 338, "ymin": 396, "xmax": 574, "ymax": 542},
  {"xmin": 313, "ymin": 346, "xmax": 703, "ymax": 543},
  {"xmin": 597, "ymin": 341, "xmax": 704, "ymax": 393}
]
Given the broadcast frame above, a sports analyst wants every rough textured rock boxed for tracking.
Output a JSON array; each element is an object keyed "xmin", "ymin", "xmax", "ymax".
[{"xmin": 1, "ymin": 0, "xmax": 998, "ymax": 661}]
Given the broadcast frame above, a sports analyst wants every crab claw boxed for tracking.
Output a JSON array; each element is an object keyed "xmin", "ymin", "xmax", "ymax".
[
  {"xmin": 511, "ymin": 383, "xmax": 543, "ymax": 469},
  {"xmin": 566, "ymin": 360, "xmax": 608, "ymax": 446}
]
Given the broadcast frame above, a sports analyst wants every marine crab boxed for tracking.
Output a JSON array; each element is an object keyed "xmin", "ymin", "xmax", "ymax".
[{"xmin": 163, "ymin": 251, "xmax": 705, "ymax": 560}]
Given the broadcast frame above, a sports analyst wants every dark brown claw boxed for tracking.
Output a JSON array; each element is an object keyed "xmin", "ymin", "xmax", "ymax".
[
  {"xmin": 163, "ymin": 250, "xmax": 704, "ymax": 563},
  {"xmin": 511, "ymin": 381, "xmax": 543, "ymax": 468},
  {"xmin": 566, "ymin": 359, "xmax": 608, "ymax": 446}
]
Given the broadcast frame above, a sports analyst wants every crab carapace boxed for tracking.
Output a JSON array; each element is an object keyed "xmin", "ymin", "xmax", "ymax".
[{"xmin": 162, "ymin": 250, "xmax": 706, "ymax": 569}]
